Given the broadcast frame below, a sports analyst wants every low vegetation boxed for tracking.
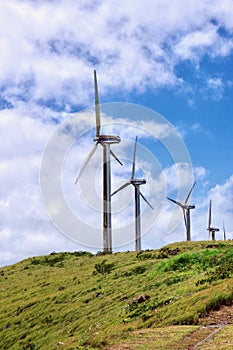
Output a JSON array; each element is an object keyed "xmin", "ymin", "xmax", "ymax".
[{"xmin": 0, "ymin": 241, "xmax": 233, "ymax": 349}]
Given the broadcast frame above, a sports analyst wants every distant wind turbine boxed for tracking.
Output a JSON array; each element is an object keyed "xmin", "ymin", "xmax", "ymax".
[
  {"xmin": 207, "ymin": 199, "xmax": 219, "ymax": 241},
  {"xmin": 167, "ymin": 181, "xmax": 196, "ymax": 241},
  {"xmin": 111, "ymin": 137, "xmax": 154, "ymax": 252},
  {"xmin": 75, "ymin": 70, "xmax": 122, "ymax": 253}
]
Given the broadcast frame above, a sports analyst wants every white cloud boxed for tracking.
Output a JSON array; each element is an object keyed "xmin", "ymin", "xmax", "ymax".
[
  {"xmin": 210, "ymin": 175, "xmax": 233, "ymax": 212},
  {"xmin": 194, "ymin": 166, "xmax": 207, "ymax": 180},
  {"xmin": 0, "ymin": 105, "xmax": 81, "ymax": 266},
  {"xmin": 205, "ymin": 77, "xmax": 225, "ymax": 100},
  {"xmin": 191, "ymin": 122, "xmax": 212, "ymax": 138},
  {"xmin": 0, "ymin": 0, "xmax": 232, "ymax": 106},
  {"xmin": 175, "ymin": 24, "xmax": 218, "ymax": 60}
]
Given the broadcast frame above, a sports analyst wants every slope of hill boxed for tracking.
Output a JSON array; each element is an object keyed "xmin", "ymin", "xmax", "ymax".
[{"xmin": 1, "ymin": 241, "xmax": 233, "ymax": 349}]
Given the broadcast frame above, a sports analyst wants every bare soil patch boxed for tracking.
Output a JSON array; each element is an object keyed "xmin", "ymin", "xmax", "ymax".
[{"xmin": 199, "ymin": 304, "xmax": 233, "ymax": 325}]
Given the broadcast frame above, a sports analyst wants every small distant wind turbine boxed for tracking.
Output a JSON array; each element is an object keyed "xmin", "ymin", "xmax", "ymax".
[
  {"xmin": 167, "ymin": 181, "xmax": 196, "ymax": 241},
  {"xmin": 111, "ymin": 137, "xmax": 154, "ymax": 252},
  {"xmin": 75, "ymin": 70, "xmax": 122, "ymax": 253},
  {"xmin": 207, "ymin": 199, "xmax": 219, "ymax": 241}
]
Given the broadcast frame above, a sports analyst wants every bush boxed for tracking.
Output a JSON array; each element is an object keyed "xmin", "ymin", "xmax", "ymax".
[
  {"xmin": 31, "ymin": 253, "xmax": 66, "ymax": 267},
  {"xmin": 93, "ymin": 260, "xmax": 115, "ymax": 274},
  {"xmin": 196, "ymin": 261, "xmax": 233, "ymax": 285},
  {"xmin": 96, "ymin": 251, "xmax": 112, "ymax": 256},
  {"xmin": 161, "ymin": 252, "xmax": 201, "ymax": 272},
  {"xmin": 126, "ymin": 295, "xmax": 173, "ymax": 320},
  {"xmin": 73, "ymin": 251, "xmax": 93, "ymax": 257},
  {"xmin": 136, "ymin": 252, "xmax": 156, "ymax": 260},
  {"xmin": 122, "ymin": 265, "xmax": 147, "ymax": 276}
]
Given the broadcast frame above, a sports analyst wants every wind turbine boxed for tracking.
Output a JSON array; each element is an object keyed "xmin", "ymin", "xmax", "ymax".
[
  {"xmin": 167, "ymin": 181, "xmax": 196, "ymax": 241},
  {"xmin": 207, "ymin": 199, "xmax": 219, "ymax": 241},
  {"xmin": 111, "ymin": 137, "xmax": 154, "ymax": 252},
  {"xmin": 75, "ymin": 70, "xmax": 122, "ymax": 253}
]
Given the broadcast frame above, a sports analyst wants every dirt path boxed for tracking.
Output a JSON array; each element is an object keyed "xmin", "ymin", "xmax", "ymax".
[
  {"xmin": 192, "ymin": 304, "xmax": 233, "ymax": 349},
  {"xmin": 105, "ymin": 305, "xmax": 233, "ymax": 349},
  {"xmin": 193, "ymin": 324, "xmax": 226, "ymax": 349}
]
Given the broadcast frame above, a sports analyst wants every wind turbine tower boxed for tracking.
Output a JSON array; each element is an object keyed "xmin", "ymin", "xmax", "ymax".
[
  {"xmin": 112, "ymin": 137, "xmax": 154, "ymax": 252},
  {"xmin": 167, "ymin": 182, "xmax": 196, "ymax": 241},
  {"xmin": 207, "ymin": 199, "xmax": 219, "ymax": 240},
  {"xmin": 75, "ymin": 70, "xmax": 122, "ymax": 253},
  {"xmin": 223, "ymin": 221, "xmax": 226, "ymax": 241}
]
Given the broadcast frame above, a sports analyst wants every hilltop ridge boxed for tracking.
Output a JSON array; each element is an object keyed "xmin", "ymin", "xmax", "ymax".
[{"xmin": 1, "ymin": 240, "xmax": 233, "ymax": 349}]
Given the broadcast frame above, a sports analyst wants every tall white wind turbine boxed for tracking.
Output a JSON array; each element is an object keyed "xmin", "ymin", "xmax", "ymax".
[
  {"xmin": 75, "ymin": 70, "xmax": 122, "ymax": 253},
  {"xmin": 207, "ymin": 199, "xmax": 219, "ymax": 240},
  {"xmin": 111, "ymin": 137, "xmax": 154, "ymax": 252},
  {"xmin": 167, "ymin": 182, "xmax": 196, "ymax": 241}
]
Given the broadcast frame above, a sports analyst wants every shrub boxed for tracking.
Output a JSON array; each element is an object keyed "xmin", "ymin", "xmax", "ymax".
[
  {"xmin": 96, "ymin": 251, "xmax": 112, "ymax": 256},
  {"xmin": 162, "ymin": 252, "xmax": 200, "ymax": 272},
  {"xmin": 122, "ymin": 265, "xmax": 147, "ymax": 276},
  {"xmin": 31, "ymin": 253, "xmax": 66, "ymax": 267},
  {"xmin": 93, "ymin": 260, "xmax": 115, "ymax": 274},
  {"xmin": 73, "ymin": 251, "xmax": 93, "ymax": 257},
  {"xmin": 136, "ymin": 252, "xmax": 156, "ymax": 260},
  {"xmin": 196, "ymin": 260, "xmax": 233, "ymax": 285}
]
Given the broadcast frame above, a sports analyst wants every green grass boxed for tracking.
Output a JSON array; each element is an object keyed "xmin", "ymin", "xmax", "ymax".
[{"xmin": 0, "ymin": 241, "xmax": 233, "ymax": 349}]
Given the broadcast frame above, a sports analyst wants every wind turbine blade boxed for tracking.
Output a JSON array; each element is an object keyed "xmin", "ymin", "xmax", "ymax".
[
  {"xmin": 140, "ymin": 191, "xmax": 154, "ymax": 210},
  {"xmin": 111, "ymin": 182, "xmax": 131, "ymax": 196},
  {"xmin": 167, "ymin": 197, "xmax": 183, "ymax": 208},
  {"xmin": 208, "ymin": 199, "xmax": 212, "ymax": 229},
  {"xmin": 183, "ymin": 208, "xmax": 187, "ymax": 229},
  {"xmin": 131, "ymin": 136, "xmax": 137, "ymax": 180},
  {"xmin": 75, "ymin": 142, "xmax": 98, "ymax": 184},
  {"xmin": 110, "ymin": 149, "xmax": 123, "ymax": 166},
  {"xmin": 185, "ymin": 181, "xmax": 196, "ymax": 204},
  {"xmin": 94, "ymin": 70, "xmax": 101, "ymax": 137}
]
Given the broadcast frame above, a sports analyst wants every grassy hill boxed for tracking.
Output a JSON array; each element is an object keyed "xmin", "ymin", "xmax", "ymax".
[{"xmin": 1, "ymin": 241, "xmax": 233, "ymax": 349}]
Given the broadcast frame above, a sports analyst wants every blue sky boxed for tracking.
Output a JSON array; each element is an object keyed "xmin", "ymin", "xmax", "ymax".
[{"xmin": 0, "ymin": 0, "xmax": 233, "ymax": 266}]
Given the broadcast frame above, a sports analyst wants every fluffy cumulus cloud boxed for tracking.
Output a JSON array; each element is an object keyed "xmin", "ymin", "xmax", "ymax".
[
  {"xmin": 0, "ymin": 106, "xmax": 81, "ymax": 265},
  {"xmin": 1, "ymin": 0, "xmax": 233, "ymax": 266},
  {"xmin": 0, "ymin": 0, "xmax": 233, "ymax": 106}
]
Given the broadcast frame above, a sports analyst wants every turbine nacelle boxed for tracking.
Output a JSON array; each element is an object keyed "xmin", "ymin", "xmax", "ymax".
[
  {"xmin": 183, "ymin": 205, "xmax": 195, "ymax": 210},
  {"xmin": 94, "ymin": 135, "xmax": 121, "ymax": 144},
  {"xmin": 131, "ymin": 178, "xmax": 146, "ymax": 186},
  {"xmin": 207, "ymin": 227, "xmax": 220, "ymax": 232}
]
